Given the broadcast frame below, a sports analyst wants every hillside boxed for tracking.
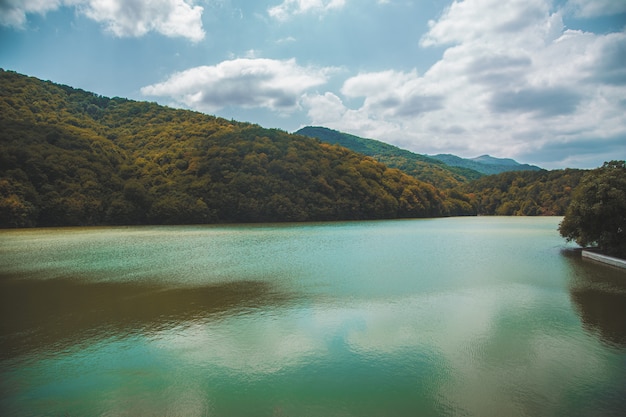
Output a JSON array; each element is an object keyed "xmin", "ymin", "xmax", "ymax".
[
  {"xmin": 0, "ymin": 70, "xmax": 477, "ymax": 227},
  {"xmin": 462, "ymin": 169, "xmax": 586, "ymax": 215},
  {"xmin": 295, "ymin": 126, "xmax": 482, "ymax": 188},
  {"xmin": 431, "ymin": 154, "xmax": 542, "ymax": 175},
  {"xmin": 296, "ymin": 126, "xmax": 584, "ymax": 216}
]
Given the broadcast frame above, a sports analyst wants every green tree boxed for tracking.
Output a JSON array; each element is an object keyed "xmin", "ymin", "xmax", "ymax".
[{"xmin": 559, "ymin": 161, "xmax": 626, "ymax": 257}]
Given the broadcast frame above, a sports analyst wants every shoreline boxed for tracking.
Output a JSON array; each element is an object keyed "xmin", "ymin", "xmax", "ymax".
[{"xmin": 581, "ymin": 249, "xmax": 626, "ymax": 270}]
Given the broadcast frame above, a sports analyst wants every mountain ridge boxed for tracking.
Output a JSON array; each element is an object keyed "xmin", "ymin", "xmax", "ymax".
[
  {"xmin": 295, "ymin": 126, "xmax": 482, "ymax": 188},
  {"xmin": 431, "ymin": 153, "xmax": 542, "ymax": 175},
  {"xmin": 0, "ymin": 69, "xmax": 475, "ymax": 227},
  {"xmin": 296, "ymin": 126, "xmax": 542, "ymax": 179}
]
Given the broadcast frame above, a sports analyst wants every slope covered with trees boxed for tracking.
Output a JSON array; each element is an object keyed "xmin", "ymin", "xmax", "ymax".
[
  {"xmin": 0, "ymin": 70, "xmax": 474, "ymax": 228},
  {"xmin": 296, "ymin": 126, "xmax": 584, "ymax": 216},
  {"xmin": 296, "ymin": 126, "xmax": 482, "ymax": 188},
  {"xmin": 461, "ymin": 169, "xmax": 586, "ymax": 216}
]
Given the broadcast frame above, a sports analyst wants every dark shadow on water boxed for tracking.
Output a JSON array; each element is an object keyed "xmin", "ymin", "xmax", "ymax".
[
  {"xmin": 562, "ymin": 248, "xmax": 626, "ymax": 349},
  {"xmin": 0, "ymin": 275, "xmax": 293, "ymax": 360}
]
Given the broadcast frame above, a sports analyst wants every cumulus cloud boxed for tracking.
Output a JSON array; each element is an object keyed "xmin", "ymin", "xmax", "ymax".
[
  {"xmin": 268, "ymin": 0, "xmax": 346, "ymax": 21},
  {"xmin": 0, "ymin": 0, "xmax": 68, "ymax": 27},
  {"xmin": 0, "ymin": 0, "xmax": 205, "ymax": 41},
  {"xmin": 567, "ymin": 0, "xmax": 626, "ymax": 18},
  {"xmin": 303, "ymin": 0, "xmax": 626, "ymax": 167},
  {"xmin": 340, "ymin": 70, "xmax": 443, "ymax": 118},
  {"xmin": 79, "ymin": 0, "xmax": 205, "ymax": 41},
  {"xmin": 489, "ymin": 87, "xmax": 582, "ymax": 117},
  {"xmin": 141, "ymin": 58, "xmax": 334, "ymax": 113},
  {"xmin": 420, "ymin": 0, "xmax": 552, "ymax": 47}
]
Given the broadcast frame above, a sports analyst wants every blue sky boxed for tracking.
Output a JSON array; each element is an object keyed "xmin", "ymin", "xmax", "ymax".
[{"xmin": 1, "ymin": 0, "xmax": 625, "ymax": 169}]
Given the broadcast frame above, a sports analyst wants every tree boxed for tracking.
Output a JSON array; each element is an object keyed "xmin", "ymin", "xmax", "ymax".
[{"xmin": 559, "ymin": 161, "xmax": 626, "ymax": 258}]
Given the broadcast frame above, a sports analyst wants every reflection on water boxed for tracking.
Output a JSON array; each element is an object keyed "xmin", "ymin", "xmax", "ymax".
[
  {"xmin": 0, "ymin": 276, "xmax": 290, "ymax": 360},
  {"xmin": 562, "ymin": 248, "xmax": 626, "ymax": 348},
  {"xmin": 572, "ymin": 288, "xmax": 626, "ymax": 348},
  {"xmin": 1, "ymin": 218, "xmax": 625, "ymax": 417}
]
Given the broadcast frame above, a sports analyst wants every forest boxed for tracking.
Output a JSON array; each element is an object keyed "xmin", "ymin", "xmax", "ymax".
[
  {"xmin": 296, "ymin": 126, "xmax": 587, "ymax": 217},
  {"xmin": 0, "ymin": 70, "xmax": 590, "ymax": 228},
  {"xmin": 461, "ymin": 169, "xmax": 586, "ymax": 216},
  {"xmin": 0, "ymin": 70, "xmax": 476, "ymax": 228}
]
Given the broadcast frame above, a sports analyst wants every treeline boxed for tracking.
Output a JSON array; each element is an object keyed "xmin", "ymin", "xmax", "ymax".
[
  {"xmin": 296, "ymin": 126, "xmax": 585, "ymax": 215},
  {"xmin": 461, "ymin": 169, "xmax": 586, "ymax": 216},
  {"xmin": 0, "ymin": 70, "xmax": 474, "ymax": 228}
]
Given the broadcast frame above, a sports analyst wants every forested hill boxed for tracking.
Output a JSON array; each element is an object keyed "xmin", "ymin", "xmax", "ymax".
[
  {"xmin": 296, "ymin": 126, "xmax": 482, "ymax": 188},
  {"xmin": 0, "ymin": 70, "xmax": 476, "ymax": 228},
  {"xmin": 295, "ymin": 127, "xmax": 586, "ymax": 217},
  {"xmin": 462, "ymin": 169, "xmax": 586, "ymax": 216},
  {"xmin": 430, "ymin": 154, "xmax": 542, "ymax": 175}
]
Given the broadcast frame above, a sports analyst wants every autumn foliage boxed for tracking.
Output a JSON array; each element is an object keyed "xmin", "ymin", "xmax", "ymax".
[{"xmin": 0, "ymin": 70, "xmax": 470, "ymax": 227}]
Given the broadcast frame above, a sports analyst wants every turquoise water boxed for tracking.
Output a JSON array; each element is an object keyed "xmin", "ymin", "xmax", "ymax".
[{"xmin": 1, "ymin": 217, "xmax": 625, "ymax": 416}]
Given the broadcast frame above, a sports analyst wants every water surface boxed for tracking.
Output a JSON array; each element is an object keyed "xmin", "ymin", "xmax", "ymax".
[{"xmin": 1, "ymin": 217, "xmax": 625, "ymax": 416}]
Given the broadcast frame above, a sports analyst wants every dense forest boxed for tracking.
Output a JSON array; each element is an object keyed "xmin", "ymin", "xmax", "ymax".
[
  {"xmin": 559, "ymin": 161, "xmax": 626, "ymax": 257},
  {"xmin": 461, "ymin": 169, "xmax": 586, "ymax": 216},
  {"xmin": 0, "ymin": 70, "xmax": 477, "ymax": 228},
  {"xmin": 296, "ymin": 126, "xmax": 586, "ymax": 216}
]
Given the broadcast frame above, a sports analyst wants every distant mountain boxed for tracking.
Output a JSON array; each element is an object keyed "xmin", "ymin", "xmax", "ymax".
[
  {"xmin": 295, "ymin": 126, "xmax": 482, "ymax": 188},
  {"xmin": 430, "ymin": 154, "xmax": 542, "ymax": 175}
]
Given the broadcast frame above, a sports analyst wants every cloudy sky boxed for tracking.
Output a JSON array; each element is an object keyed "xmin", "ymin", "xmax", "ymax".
[{"xmin": 1, "ymin": 0, "xmax": 625, "ymax": 169}]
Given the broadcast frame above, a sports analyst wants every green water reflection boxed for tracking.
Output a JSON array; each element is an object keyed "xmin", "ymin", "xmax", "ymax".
[
  {"xmin": 1, "ymin": 218, "xmax": 625, "ymax": 416},
  {"xmin": 0, "ymin": 278, "xmax": 292, "ymax": 360}
]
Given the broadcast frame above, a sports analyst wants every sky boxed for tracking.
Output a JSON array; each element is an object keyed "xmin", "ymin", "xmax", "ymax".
[{"xmin": 1, "ymin": 0, "xmax": 625, "ymax": 169}]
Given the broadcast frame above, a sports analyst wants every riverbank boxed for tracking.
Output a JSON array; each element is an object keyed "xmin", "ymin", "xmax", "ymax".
[{"xmin": 582, "ymin": 249, "xmax": 626, "ymax": 270}]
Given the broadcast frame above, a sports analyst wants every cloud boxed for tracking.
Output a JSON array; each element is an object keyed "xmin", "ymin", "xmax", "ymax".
[
  {"xmin": 582, "ymin": 32, "xmax": 626, "ymax": 85},
  {"xmin": 567, "ymin": 0, "xmax": 626, "ymax": 18},
  {"xmin": 141, "ymin": 58, "xmax": 334, "ymax": 113},
  {"xmin": 340, "ymin": 70, "xmax": 443, "ymax": 118},
  {"xmin": 489, "ymin": 87, "xmax": 582, "ymax": 117},
  {"xmin": 420, "ymin": 0, "xmax": 552, "ymax": 47},
  {"xmin": 0, "ymin": 0, "xmax": 205, "ymax": 41},
  {"xmin": 303, "ymin": 0, "xmax": 626, "ymax": 167},
  {"xmin": 268, "ymin": 0, "xmax": 346, "ymax": 21},
  {"xmin": 80, "ymin": 0, "xmax": 205, "ymax": 41},
  {"xmin": 0, "ymin": 0, "xmax": 67, "ymax": 27}
]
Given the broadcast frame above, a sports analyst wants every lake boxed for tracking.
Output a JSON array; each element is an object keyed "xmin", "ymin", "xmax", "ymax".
[{"xmin": 1, "ymin": 217, "xmax": 625, "ymax": 416}]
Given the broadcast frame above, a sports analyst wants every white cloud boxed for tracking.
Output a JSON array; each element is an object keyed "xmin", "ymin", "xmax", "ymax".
[
  {"xmin": 79, "ymin": 0, "xmax": 204, "ymax": 41},
  {"xmin": 567, "ymin": 0, "xmax": 626, "ymax": 18},
  {"xmin": 0, "ymin": 0, "xmax": 205, "ymax": 41},
  {"xmin": 420, "ymin": 0, "xmax": 554, "ymax": 47},
  {"xmin": 0, "ymin": 0, "xmax": 68, "ymax": 27},
  {"xmin": 303, "ymin": 0, "xmax": 626, "ymax": 167},
  {"xmin": 268, "ymin": 0, "xmax": 346, "ymax": 21},
  {"xmin": 341, "ymin": 70, "xmax": 443, "ymax": 118},
  {"xmin": 142, "ymin": 58, "xmax": 334, "ymax": 113}
]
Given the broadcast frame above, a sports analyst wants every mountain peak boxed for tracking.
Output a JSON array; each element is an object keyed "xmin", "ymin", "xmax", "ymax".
[
  {"xmin": 470, "ymin": 155, "xmax": 522, "ymax": 167},
  {"xmin": 432, "ymin": 154, "xmax": 542, "ymax": 175}
]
